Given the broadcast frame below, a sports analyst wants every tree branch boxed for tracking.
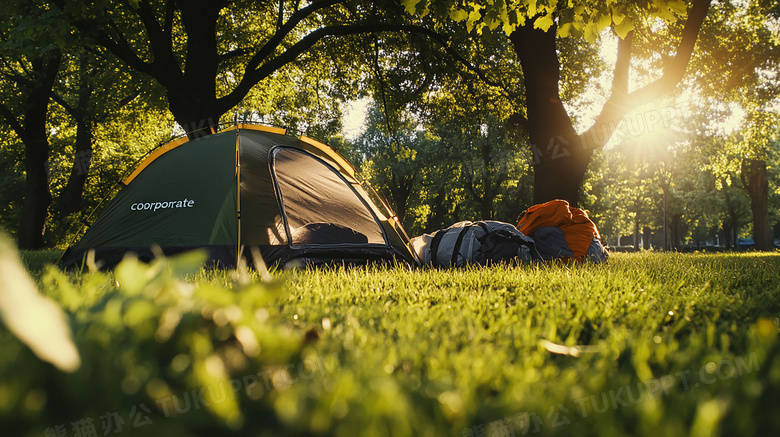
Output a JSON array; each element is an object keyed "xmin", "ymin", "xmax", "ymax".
[
  {"xmin": 0, "ymin": 102, "xmax": 27, "ymax": 142},
  {"xmin": 581, "ymin": 0, "xmax": 712, "ymax": 150},
  {"xmin": 276, "ymin": 0, "xmax": 285, "ymax": 30},
  {"xmin": 611, "ymin": 31, "xmax": 632, "ymax": 96},
  {"xmin": 431, "ymin": 35, "xmax": 519, "ymax": 101},
  {"xmin": 629, "ymin": 0, "xmax": 712, "ymax": 101},
  {"xmin": 87, "ymin": 18, "xmax": 156, "ymax": 78},
  {"xmin": 245, "ymin": 0, "xmax": 344, "ymax": 74},
  {"xmin": 0, "ymin": 67, "xmax": 33, "ymax": 88},
  {"xmin": 218, "ymin": 23, "xmax": 444, "ymax": 114},
  {"xmin": 51, "ymin": 92, "xmax": 76, "ymax": 115},
  {"xmin": 117, "ymin": 89, "xmax": 141, "ymax": 108},
  {"xmin": 164, "ymin": 0, "xmax": 175, "ymax": 36},
  {"xmin": 218, "ymin": 47, "xmax": 253, "ymax": 63},
  {"xmin": 137, "ymin": 0, "xmax": 182, "ymax": 83}
]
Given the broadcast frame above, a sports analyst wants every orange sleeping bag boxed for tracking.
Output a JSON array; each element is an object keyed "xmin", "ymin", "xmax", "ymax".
[{"xmin": 516, "ymin": 199, "xmax": 606, "ymax": 262}]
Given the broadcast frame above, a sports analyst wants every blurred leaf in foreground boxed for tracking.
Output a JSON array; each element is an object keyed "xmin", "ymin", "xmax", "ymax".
[{"xmin": 0, "ymin": 229, "xmax": 80, "ymax": 372}]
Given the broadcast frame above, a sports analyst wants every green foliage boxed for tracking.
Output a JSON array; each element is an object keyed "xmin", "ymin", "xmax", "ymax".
[
  {"xmin": 2, "ymin": 250, "xmax": 302, "ymax": 436},
  {"xmin": 2, "ymin": 252, "xmax": 780, "ymax": 436},
  {"xmin": 0, "ymin": 0, "xmax": 775, "ymax": 252},
  {"xmin": 345, "ymin": 20, "xmax": 541, "ymax": 234},
  {"xmin": 0, "ymin": 129, "xmax": 25, "ymax": 240},
  {"xmin": 350, "ymin": 97, "xmax": 533, "ymax": 236},
  {"xmin": 402, "ymin": 0, "xmax": 691, "ymax": 40},
  {"xmin": 45, "ymin": 101, "xmax": 178, "ymax": 248}
]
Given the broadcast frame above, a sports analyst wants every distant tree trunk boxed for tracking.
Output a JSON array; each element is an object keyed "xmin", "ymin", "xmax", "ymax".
[
  {"xmin": 466, "ymin": 178, "xmax": 498, "ymax": 220},
  {"xmin": 426, "ymin": 191, "xmax": 449, "ymax": 232},
  {"xmin": 58, "ymin": 117, "xmax": 93, "ymax": 218},
  {"xmin": 642, "ymin": 226, "xmax": 652, "ymax": 250},
  {"xmin": 742, "ymin": 159, "xmax": 772, "ymax": 250},
  {"xmin": 480, "ymin": 197, "xmax": 495, "ymax": 220},
  {"xmin": 58, "ymin": 57, "xmax": 95, "ymax": 219},
  {"xmin": 20, "ymin": 135, "xmax": 52, "ymax": 249},
  {"xmin": 670, "ymin": 213, "xmax": 683, "ymax": 251},
  {"xmin": 54, "ymin": 52, "xmax": 141, "ymax": 219},
  {"xmin": 387, "ymin": 172, "xmax": 415, "ymax": 229},
  {"xmin": 722, "ymin": 185, "xmax": 738, "ymax": 249},
  {"xmin": 0, "ymin": 52, "xmax": 61, "ymax": 249},
  {"xmin": 633, "ymin": 220, "xmax": 640, "ymax": 249}
]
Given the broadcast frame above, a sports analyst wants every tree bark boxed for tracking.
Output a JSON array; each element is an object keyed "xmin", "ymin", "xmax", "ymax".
[
  {"xmin": 509, "ymin": 0, "xmax": 712, "ymax": 206},
  {"xmin": 742, "ymin": 159, "xmax": 772, "ymax": 250},
  {"xmin": 58, "ymin": 55, "xmax": 95, "ymax": 219},
  {"xmin": 16, "ymin": 54, "xmax": 61, "ymax": 249},
  {"xmin": 168, "ymin": 0, "xmax": 221, "ymax": 138},
  {"xmin": 58, "ymin": 118, "xmax": 93, "ymax": 218},
  {"xmin": 642, "ymin": 226, "xmax": 652, "ymax": 250},
  {"xmin": 509, "ymin": 22, "xmax": 590, "ymax": 206}
]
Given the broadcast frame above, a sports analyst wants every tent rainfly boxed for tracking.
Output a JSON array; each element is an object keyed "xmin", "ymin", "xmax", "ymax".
[{"xmin": 61, "ymin": 124, "xmax": 419, "ymax": 269}]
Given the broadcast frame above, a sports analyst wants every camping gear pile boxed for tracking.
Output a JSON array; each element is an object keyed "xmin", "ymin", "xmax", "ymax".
[
  {"xmin": 516, "ymin": 199, "xmax": 609, "ymax": 263},
  {"xmin": 411, "ymin": 200, "xmax": 608, "ymax": 266},
  {"xmin": 62, "ymin": 124, "xmax": 607, "ymax": 269},
  {"xmin": 410, "ymin": 221, "xmax": 538, "ymax": 267}
]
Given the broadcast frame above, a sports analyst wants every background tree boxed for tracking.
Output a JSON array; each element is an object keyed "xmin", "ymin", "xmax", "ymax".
[
  {"xmin": 347, "ymin": 21, "xmax": 541, "ymax": 234},
  {"xmin": 51, "ymin": 48, "xmax": 148, "ymax": 220},
  {"xmin": 354, "ymin": 102, "xmax": 425, "ymax": 228},
  {"xmin": 403, "ymin": 0, "xmax": 713, "ymax": 206},
  {"xmin": 59, "ymin": 0, "xmax": 436, "ymax": 138},
  {"xmin": 0, "ymin": 1, "xmax": 65, "ymax": 249},
  {"xmin": 681, "ymin": 0, "xmax": 780, "ymax": 249}
]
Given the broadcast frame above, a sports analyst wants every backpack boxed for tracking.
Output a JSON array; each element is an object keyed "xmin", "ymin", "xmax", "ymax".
[
  {"xmin": 411, "ymin": 221, "xmax": 539, "ymax": 267},
  {"xmin": 516, "ymin": 200, "xmax": 608, "ymax": 263}
]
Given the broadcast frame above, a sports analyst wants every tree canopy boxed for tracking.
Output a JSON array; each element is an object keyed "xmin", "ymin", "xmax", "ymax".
[{"xmin": 0, "ymin": 0, "xmax": 777, "ymax": 250}]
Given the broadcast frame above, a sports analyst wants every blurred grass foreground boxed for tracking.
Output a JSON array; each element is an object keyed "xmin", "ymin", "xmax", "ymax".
[{"xmin": 1, "ymin": 234, "xmax": 780, "ymax": 436}]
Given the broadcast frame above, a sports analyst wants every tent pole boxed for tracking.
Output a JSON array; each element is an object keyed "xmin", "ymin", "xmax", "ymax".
[{"xmin": 235, "ymin": 127, "xmax": 242, "ymax": 268}]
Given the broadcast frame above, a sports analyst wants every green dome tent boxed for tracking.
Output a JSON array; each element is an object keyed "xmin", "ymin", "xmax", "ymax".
[{"xmin": 61, "ymin": 124, "xmax": 419, "ymax": 269}]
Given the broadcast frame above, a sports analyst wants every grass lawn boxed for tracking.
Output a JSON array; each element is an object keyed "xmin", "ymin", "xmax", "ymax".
[{"xmin": 2, "ymin": 251, "xmax": 780, "ymax": 436}]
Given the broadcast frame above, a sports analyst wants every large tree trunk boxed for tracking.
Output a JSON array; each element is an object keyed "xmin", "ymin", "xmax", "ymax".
[
  {"xmin": 742, "ymin": 159, "xmax": 772, "ymax": 250},
  {"xmin": 509, "ymin": 23, "xmax": 591, "ymax": 206},
  {"xmin": 508, "ymin": 1, "xmax": 711, "ymax": 206},
  {"xmin": 17, "ymin": 54, "xmax": 61, "ymax": 249},
  {"xmin": 19, "ymin": 137, "xmax": 52, "ymax": 249},
  {"xmin": 167, "ymin": 0, "xmax": 222, "ymax": 138}
]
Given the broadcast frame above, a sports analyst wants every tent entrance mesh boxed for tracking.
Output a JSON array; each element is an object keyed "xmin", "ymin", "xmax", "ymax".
[{"xmin": 271, "ymin": 147, "xmax": 385, "ymax": 246}]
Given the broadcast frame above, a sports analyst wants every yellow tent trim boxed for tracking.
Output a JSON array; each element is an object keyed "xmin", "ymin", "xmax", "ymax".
[
  {"xmin": 122, "ymin": 124, "xmax": 354, "ymax": 185},
  {"xmin": 299, "ymin": 135, "xmax": 357, "ymax": 179},
  {"xmin": 228, "ymin": 124, "xmax": 287, "ymax": 135},
  {"xmin": 123, "ymin": 136, "xmax": 189, "ymax": 185}
]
